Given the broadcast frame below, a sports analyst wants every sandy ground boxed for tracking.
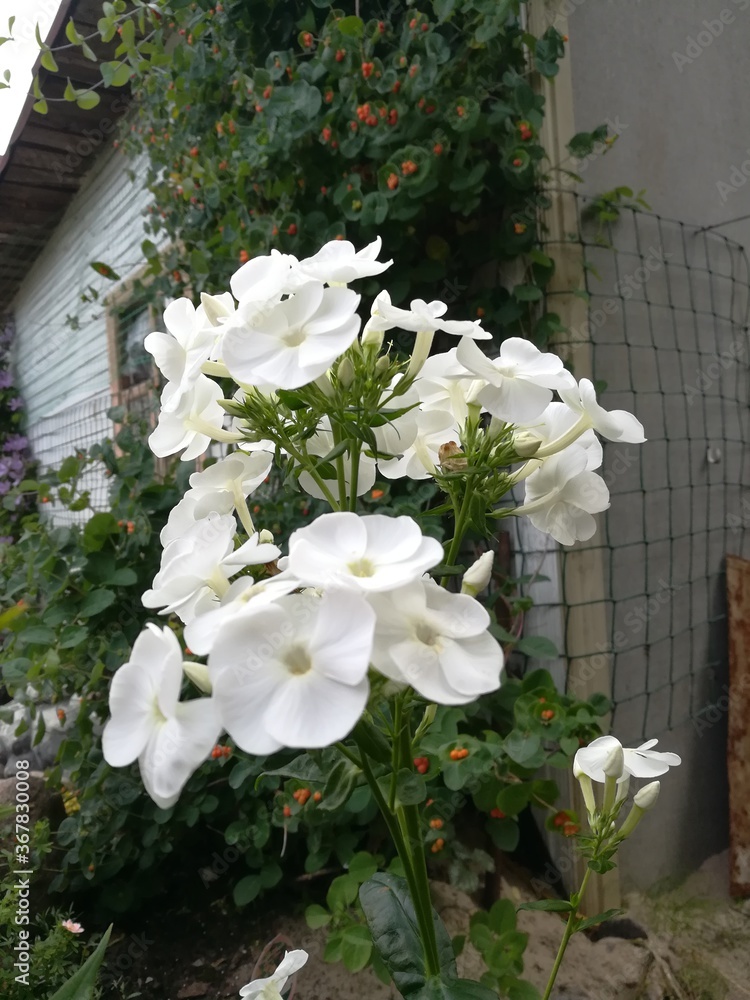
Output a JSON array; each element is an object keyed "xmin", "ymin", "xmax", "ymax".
[{"xmin": 148, "ymin": 852, "xmax": 750, "ymax": 1000}]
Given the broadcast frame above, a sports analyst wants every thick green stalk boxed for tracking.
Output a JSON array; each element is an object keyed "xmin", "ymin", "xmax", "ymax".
[
  {"xmin": 440, "ymin": 479, "xmax": 474, "ymax": 587},
  {"xmin": 352, "ymin": 733, "xmax": 442, "ymax": 980},
  {"xmin": 541, "ymin": 868, "xmax": 591, "ymax": 1000}
]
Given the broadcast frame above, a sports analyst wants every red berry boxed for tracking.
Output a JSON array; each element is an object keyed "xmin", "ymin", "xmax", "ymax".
[
  {"xmin": 433, "ymin": 142, "xmax": 443, "ymax": 155},
  {"xmin": 287, "ymin": 223, "xmax": 298, "ymax": 236},
  {"xmin": 335, "ymin": 48, "xmax": 345, "ymax": 62},
  {"xmin": 490, "ymin": 808, "xmax": 506, "ymax": 819},
  {"xmin": 189, "ymin": 146, "xmax": 199, "ymax": 157},
  {"xmin": 361, "ymin": 61, "xmax": 375, "ymax": 78}
]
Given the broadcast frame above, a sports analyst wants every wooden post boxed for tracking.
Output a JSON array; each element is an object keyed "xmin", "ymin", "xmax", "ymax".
[{"xmin": 527, "ymin": 0, "xmax": 620, "ymax": 914}]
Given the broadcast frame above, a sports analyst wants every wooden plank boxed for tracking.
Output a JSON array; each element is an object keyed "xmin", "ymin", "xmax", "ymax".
[{"xmin": 726, "ymin": 554, "xmax": 750, "ymax": 897}]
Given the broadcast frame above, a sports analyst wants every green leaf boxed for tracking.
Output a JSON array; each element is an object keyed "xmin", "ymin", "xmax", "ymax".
[
  {"xmin": 514, "ymin": 635, "xmax": 558, "ymax": 659},
  {"xmin": 496, "ymin": 783, "xmax": 532, "ymax": 817},
  {"xmin": 48, "ymin": 925, "xmax": 112, "ymax": 1000},
  {"xmin": 359, "ymin": 873, "xmax": 456, "ymax": 996},
  {"xmin": 348, "ymin": 851, "xmax": 378, "ymax": 883},
  {"xmin": 395, "ymin": 768, "xmax": 427, "ymax": 806},
  {"xmin": 327, "ymin": 873, "xmax": 359, "ymax": 910},
  {"xmin": 508, "ymin": 981, "xmax": 542, "ymax": 1000},
  {"xmin": 517, "ymin": 899, "xmax": 573, "ymax": 913},
  {"xmin": 305, "ymin": 903, "xmax": 332, "ymax": 929},
  {"xmin": 65, "ymin": 19, "xmax": 84, "ymax": 45},
  {"xmin": 17, "ymin": 625, "xmax": 55, "ymax": 646},
  {"xmin": 32, "ymin": 99, "xmax": 48, "ymax": 114},
  {"xmin": 413, "ymin": 978, "xmax": 500, "ymax": 1000},
  {"xmin": 90, "ymin": 261, "xmax": 120, "ymax": 280},
  {"xmin": 59, "ymin": 626, "xmax": 89, "ymax": 649},
  {"xmin": 318, "ymin": 757, "xmax": 360, "ymax": 811},
  {"xmin": 337, "ymin": 15, "xmax": 364, "ymax": 37},
  {"xmin": 79, "ymin": 589, "xmax": 116, "ymax": 618},
  {"xmin": 40, "ymin": 49, "xmax": 58, "ymax": 72},
  {"xmin": 513, "ymin": 284, "xmax": 543, "ymax": 303},
  {"xmin": 82, "ymin": 511, "xmax": 118, "ymax": 552},
  {"xmin": 575, "ymin": 908, "xmax": 624, "ymax": 933},
  {"xmin": 233, "ymin": 874, "xmax": 261, "ymax": 906},
  {"xmin": 76, "ymin": 91, "xmax": 101, "ymax": 110},
  {"xmin": 341, "ymin": 924, "xmax": 373, "ymax": 972},
  {"xmin": 141, "ymin": 239, "xmax": 158, "ymax": 259}
]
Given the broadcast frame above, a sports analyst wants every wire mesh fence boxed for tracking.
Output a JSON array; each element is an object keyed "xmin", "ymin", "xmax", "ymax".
[{"xmin": 521, "ymin": 191, "xmax": 750, "ymax": 743}]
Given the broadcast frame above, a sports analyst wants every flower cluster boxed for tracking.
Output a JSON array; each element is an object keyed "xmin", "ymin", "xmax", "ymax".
[{"xmin": 103, "ymin": 236, "xmax": 646, "ymax": 809}]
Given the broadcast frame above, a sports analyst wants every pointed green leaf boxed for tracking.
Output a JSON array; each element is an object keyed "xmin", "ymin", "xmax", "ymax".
[
  {"xmin": 65, "ymin": 19, "xmax": 84, "ymax": 45},
  {"xmin": 517, "ymin": 899, "xmax": 573, "ymax": 913},
  {"xmin": 81, "ymin": 40, "xmax": 97, "ymax": 61},
  {"xmin": 32, "ymin": 74, "xmax": 42, "ymax": 98},
  {"xmin": 76, "ymin": 91, "xmax": 101, "ymax": 110},
  {"xmin": 40, "ymin": 48, "xmax": 58, "ymax": 72},
  {"xmin": 575, "ymin": 908, "xmax": 624, "ymax": 933},
  {"xmin": 32, "ymin": 99, "xmax": 48, "ymax": 114},
  {"xmin": 64, "ymin": 77, "xmax": 77, "ymax": 101},
  {"xmin": 48, "ymin": 925, "xmax": 112, "ymax": 1000}
]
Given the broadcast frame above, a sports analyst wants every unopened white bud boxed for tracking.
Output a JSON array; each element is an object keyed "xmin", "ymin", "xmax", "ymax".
[
  {"xmin": 602, "ymin": 743, "xmax": 625, "ymax": 780},
  {"xmin": 461, "ymin": 551, "xmax": 494, "ymax": 596},
  {"xmin": 361, "ymin": 320, "xmax": 384, "ymax": 352},
  {"xmin": 201, "ymin": 292, "xmax": 231, "ymax": 327},
  {"xmin": 615, "ymin": 772, "xmax": 631, "ymax": 806},
  {"xmin": 633, "ymin": 780, "xmax": 660, "ymax": 811},
  {"xmin": 258, "ymin": 528, "xmax": 274, "ymax": 545},
  {"xmin": 513, "ymin": 431, "xmax": 542, "ymax": 457},
  {"xmin": 337, "ymin": 356, "xmax": 355, "ymax": 388},
  {"xmin": 182, "ymin": 660, "xmax": 212, "ymax": 694}
]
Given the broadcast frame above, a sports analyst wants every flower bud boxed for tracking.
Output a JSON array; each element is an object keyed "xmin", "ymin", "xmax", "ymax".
[
  {"xmin": 201, "ymin": 292, "xmax": 231, "ymax": 327},
  {"xmin": 461, "ymin": 551, "xmax": 494, "ymax": 596},
  {"xmin": 374, "ymin": 355, "xmax": 391, "ymax": 376},
  {"xmin": 602, "ymin": 743, "xmax": 625, "ymax": 780},
  {"xmin": 361, "ymin": 320, "xmax": 384, "ymax": 352},
  {"xmin": 633, "ymin": 780, "xmax": 660, "ymax": 811},
  {"xmin": 573, "ymin": 761, "xmax": 597, "ymax": 822},
  {"xmin": 438, "ymin": 441, "xmax": 468, "ymax": 473},
  {"xmin": 337, "ymin": 356, "xmax": 355, "ymax": 388},
  {"xmin": 512, "ymin": 430, "xmax": 542, "ymax": 457},
  {"xmin": 618, "ymin": 781, "xmax": 660, "ymax": 840},
  {"xmin": 615, "ymin": 772, "xmax": 631, "ymax": 806},
  {"xmin": 258, "ymin": 528, "xmax": 274, "ymax": 545},
  {"xmin": 182, "ymin": 660, "xmax": 212, "ymax": 695}
]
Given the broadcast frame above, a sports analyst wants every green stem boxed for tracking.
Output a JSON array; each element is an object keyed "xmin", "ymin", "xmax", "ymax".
[
  {"xmin": 348, "ymin": 439, "xmax": 361, "ymax": 512},
  {"xmin": 396, "ymin": 717, "xmax": 442, "ymax": 978},
  {"xmin": 541, "ymin": 868, "xmax": 591, "ymax": 1000},
  {"xmin": 440, "ymin": 480, "xmax": 474, "ymax": 588},
  {"xmin": 276, "ymin": 435, "xmax": 341, "ymax": 511},
  {"xmin": 352, "ymin": 730, "xmax": 442, "ymax": 980}
]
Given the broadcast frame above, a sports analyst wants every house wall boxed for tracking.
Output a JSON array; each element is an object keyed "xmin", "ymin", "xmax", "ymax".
[
  {"xmin": 11, "ymin": 147, "xmax": 151, "ymax": 512},
  {"xmin": 558, "ymin": 0, "xmax": 750, "ymax": 888}
]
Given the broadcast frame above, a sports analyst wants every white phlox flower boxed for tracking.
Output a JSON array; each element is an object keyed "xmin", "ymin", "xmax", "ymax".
[
  {"xmin": 456, "ymin": 336, "xmax": 575, "ymax": 424},
  {"xmin": 556, "ymin": 377, "xmax": 646, "ymax": 446},
  {"xmin": 368, "ymin": 579, "xmax": 504, "ymax": 705},
  {"xmin": 142, "ymin": 513, "xmax": 281, "ymax": 622},
  {"xmin": 414, "ymin": 347, "xmax": 486, "ymax": 424},
  {"xmin": 102, "ymin": 625, "xmax": 222, "ymax": 809},
  {"xmin": 210, "ymin": 591, "xmax": 375, "ymax": 753},
  {"xmin": 188, "ymin": 451, "xmax": 272, "ymax": 517},
  {"xmin": 515, "ymin": 401, "xmax": 603, "ymax": 470},
  {"xmin": 378, "ymin": 407, "xmax": 459, "ymax": 480},
  {"xmin": 144, "ymin": 298, "xmax": 217, "ymax": 412},
  {"xmin": 286, "ymin": 511, "xmax": 444, "ymax": 592},
  {"xmin": 295, "ymin": 236, "xmax": 393, "ymax": 285},
  {"xmin": 574, "ymin": 734, "xmax": 681, "ymax": 783},
  {"xmin": 149, "ymin": 375, "xmax": 231, "ymax": 462},
  {"xmin": 515, "ymin": 445, "xmax": 610, "ymax": 546},
  {"xmin": 222, "ymin": 282, "xmax": 361, "ymax": 390},
  {"xmin": 239, "ymin": 950, "xmax": 309, "ymax": 1000},
  {"xmin": 184, "ymin": 573, "xmax": 301, "ymax": 656}
]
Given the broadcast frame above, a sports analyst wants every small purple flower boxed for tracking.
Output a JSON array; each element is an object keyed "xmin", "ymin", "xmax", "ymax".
[
  {"xmin": 4, "ymin": 434, "xmax": 28, "ymax": 452},
  {"xmin": 0, "ymin": 535, "xmax": 13, "ymax": 544},
  {"xmin": 8, "ymin": 397, "xmax": 22, "ymax": 411},
  {"xmin": 0, "ymin": 371, "xmax": 13, "ymax": 389},
  {"xmin": 0, "ymin": 481, "xmax": 10, "ymax": 495},
  {"xmin": 0, "ymin": 460, "xmax": 8, "ymax": 478}
]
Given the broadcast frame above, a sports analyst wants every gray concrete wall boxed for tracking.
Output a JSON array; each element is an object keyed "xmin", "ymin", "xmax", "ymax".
[{"xmin": 558, "ymin": 0, "xmax": 750, "ymax": 888}]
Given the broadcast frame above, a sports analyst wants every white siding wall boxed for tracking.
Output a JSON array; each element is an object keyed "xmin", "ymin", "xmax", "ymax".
[{"xmin": 11, "ymin": 148, "xmax": 151, "ymax": 489}]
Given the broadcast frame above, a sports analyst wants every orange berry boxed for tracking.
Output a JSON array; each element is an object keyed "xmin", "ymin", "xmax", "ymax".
[
  {"xmin": 401, "ymin": 159, "xmax": 418, "ymax": 176},
  {"xmin": 56, "ymin": 708, "xmax": 66, "ymax": 724},
  {"xmin": 409, "ymin": 18, "xmax": 418, "ymax": 29},
  {"xmin": 388, "ymin": 109, "xmax": 398, "ymax": 125},
  {"xmin": 301, "ymin": 31, "xmax": 313, "ymax": 48},
  {"xmin": 287, "ymin": 223, "xmax": 298, "ymax": 236},
  {"xmin": 431, "ymin": 838, "xmax": 445, "ymax": 853},
  {"xmin": 433, "ymin": 142, "xmax": 443, "ymax": 155},
  {"xmin": 263, "ymin": 85, "xmax": 272, "ymax": 99},
  {"xmin": 413, "ymin": 756, "xmax": 429, "ymax": 774},
  {"xmin": 540, "ymin": 708, "xmax": 555, "ymax": 721},
  {"xmin": 283, "ymin": 805, "xmax": 292, "ymax": 818},
  {"xmin": 490, "ymin": 808, "xmax": 506, "ymax": 819},
  {"xmin": 421, "ymin": 22, "xmax": 429, "ymax": 31},
  {"xmin": 366, "ymin": 114, "xmax": 378, "ymax": 127},
  {"xmin": 429, "ymin": 818, "xmax": 444, "ymax": 830},
  {"xmin": 321, "ymin": 126, "xmax": 332, "ymax": 142},
  {"xmin": 361, "ymin": 61, "xmax": 374, "ymax": 78},
  {"xmin": 552, "ymin": 811, "xmax": 568, "ymax": 828},
  {"xmin": 563, "ymin": 821, "xmax": 580, "ymax": 837},
  {"xmin": 335, "ymin": 48, "xmax": 345, "ymax": 62},
  {"xmin": 456, "ymin": 104, "xmax": 465, "ymax": 116},
  {"xmin": 392, "ymin": 80, "xmax": 401, "ymax": 94},
  {"xmin": 239, "ymin": 249, "xmax": 250, "ymax": 264},
  {"xmin": 386, "ymin": 173, "xmax": 399, "ymax": 190},
  {"xmin": 476, "ymin": 306, "xmax": 485, "ymax": 317},
  {"xmin": 514, "ymin": 222, "xmax": 527, "ymax": 234},
  {"xmin": 371, "ymin": 488, "xmax": 384, "ymax": 500},
  {"xmin": 313, "ymin": 791, "xmax": 322, "ymax": 802},
  {"xmin": 189, "ymin": 146, "xmax": 199, "ymax": 158}
]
